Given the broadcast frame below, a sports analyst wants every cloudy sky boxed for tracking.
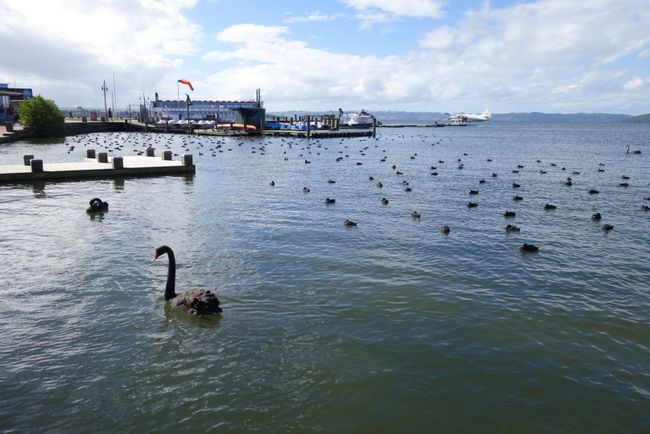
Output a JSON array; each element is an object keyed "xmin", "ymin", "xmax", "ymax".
[{"xmin": 1, "ymin": 0, "xmax": 649, "ymax": 114}]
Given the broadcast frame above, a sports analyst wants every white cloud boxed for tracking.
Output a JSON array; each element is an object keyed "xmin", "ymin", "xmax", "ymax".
[
  {"xmin": 340, "ymin": 0, "xmax": 445, "ymax": 18},
  {"xmin": 412, "ymin": 0, "xmax": 650, "ymax": 112},
  {"xmin": 2, "ymin": 0, "xmax": 650, "ymax": 113},
  {"xmin": 201, "ymin": 1, "xmax": 650, "ymax": 113},
  {"xmin": 419, "ymin": 26, "xmax": 455, "ymax": 50},
  {"xmin": 283, "ymin": 11, "xmax": 342, "ymax": 24},
  {"xmin": 624, "ymin": 77, "xmax": 645, "ymax": 90},
  {"xmin": 355, "ymin": 12, "xmax": 391, "ymax": 29},
  {"xmin": 202, "ymin": 24, "xmax": 418, "ymax": 109},
  {"xmin": 217, "ymin": 24, "xmax": 289, "ymax": 43},
  {"xmin": 0, "ymin": 0, "xmax": 201, "ymax": 106}
]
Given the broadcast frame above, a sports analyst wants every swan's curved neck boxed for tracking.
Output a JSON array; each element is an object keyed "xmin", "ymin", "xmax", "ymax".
[{"xmin": 164, "ymin": 248, "xmax": 176, "ymax": 300}]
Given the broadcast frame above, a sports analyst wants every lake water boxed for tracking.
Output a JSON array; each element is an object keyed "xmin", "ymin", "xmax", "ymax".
[{"xmin": 1, "ymin": 123, "xmax": 649, "ymax": 433}]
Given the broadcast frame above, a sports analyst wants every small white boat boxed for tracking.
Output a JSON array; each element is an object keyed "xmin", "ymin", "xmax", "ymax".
[{"xmin": 338, "ymin": 109, "xmax": 374, "ymax": 129}]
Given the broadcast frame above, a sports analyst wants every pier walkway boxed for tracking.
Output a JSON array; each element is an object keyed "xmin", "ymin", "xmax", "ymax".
[{"xmin": 0, "ymin": 153, "xmax": 195, "ymax": 183}]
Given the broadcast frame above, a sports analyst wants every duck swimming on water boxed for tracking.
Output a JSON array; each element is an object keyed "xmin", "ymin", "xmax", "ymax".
[
  {"xmin": 86, "ymin": 198, "xmax": 109, "ymax": 213},
  {"xmin": 520, "ymin": 243, "xmax": 539, "ymax": 253}
]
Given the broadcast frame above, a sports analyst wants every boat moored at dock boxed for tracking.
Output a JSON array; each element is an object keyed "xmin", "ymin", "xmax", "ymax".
[{"xmin": 338, "ymin": 108, "xmax": 374, "ymax": 129}]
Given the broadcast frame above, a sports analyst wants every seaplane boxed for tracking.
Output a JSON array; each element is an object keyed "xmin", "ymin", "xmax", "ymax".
[{"xmin": 448, "ymin": 108, "xmax": 491, "ymax": 125}]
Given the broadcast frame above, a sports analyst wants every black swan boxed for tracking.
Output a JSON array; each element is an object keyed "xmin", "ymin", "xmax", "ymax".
[
  {"xmin": 86, "ymin": 197, "xmax": 109, "ymax": 213},
  {"xmin": 343, "ymin": 219, "xmax": 357, "ymax": 227},
  {"xmin": 441, "ymin": 225, "xmax": 451, "ymax": 234},
  {"xmin": 153, "ymin": 245, "xmax": 222, "ymax": 315}
]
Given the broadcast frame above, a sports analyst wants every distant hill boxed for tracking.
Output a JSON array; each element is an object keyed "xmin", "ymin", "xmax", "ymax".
[
  {"xmin": 267, "ymin": 110, "xmax": 632, "ymax": 124},
  {"xmin": 494, "ymin": 112, "xmax": 631, "ymax": 123},
  {"xmin": 622, "ymin": 113, "xmax": 650, "ymax": 123}
]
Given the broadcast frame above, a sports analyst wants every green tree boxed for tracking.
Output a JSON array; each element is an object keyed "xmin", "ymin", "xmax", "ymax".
[{"xmin": 17, "ymin": 95, "xmax": 65, "ymax": 137}]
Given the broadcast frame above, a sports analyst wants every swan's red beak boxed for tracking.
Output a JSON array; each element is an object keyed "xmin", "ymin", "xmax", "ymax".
[{"xmin": 153, "ymin": 252, "xmax": 160, "ymax": 261}]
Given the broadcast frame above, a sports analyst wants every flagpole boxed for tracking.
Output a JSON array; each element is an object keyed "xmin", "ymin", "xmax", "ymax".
[{"xmin": 177, "ymin": 81, "xmax": 180, "ymax": 119}]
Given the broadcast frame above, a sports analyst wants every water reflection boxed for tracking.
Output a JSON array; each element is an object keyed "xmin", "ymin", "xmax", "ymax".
[
  {"xmin": 87, "ymin": 211, "xmax": 107, "ymax": 221},
  {"xmin": 163, "ymin": 303, "xmax": 222, "ymax": 328},
  {"xmin": 183, "ymin": 173, "xmax": 195, "ymax": 185},
  {"xmin": 31, "ymin": 180, "xmax": 46, "ymax": 198}
]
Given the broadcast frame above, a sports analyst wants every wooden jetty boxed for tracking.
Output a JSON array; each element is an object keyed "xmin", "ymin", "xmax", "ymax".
[{"xmin": 0, "ymin": 150, "xmax": 194, "ymax": 183}]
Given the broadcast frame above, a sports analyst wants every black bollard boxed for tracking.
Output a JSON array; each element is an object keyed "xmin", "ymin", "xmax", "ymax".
[
  {"xmin": 30, "ymin": 159, "xmax": 44, "ymax": 173},
  {"xmin": 112, "ymin": 156, "xmax": 123, "ymax": 169},
  {"xmin": 97, "ymin": 152, "xmax": 108, "ymax": 163},
  {"xmin": 162, "ymin": 150, "xmax": 172, "ymax": 161},
  {"xmin": 181, "ymin": 154, "xmax": 193, "ymax": 166},
  {"xmin": 86, "ymin": 149, "xmax": 96, "ymax": 159},
  {"xmin": 146, "ymin": 147, "xmax": 155, "ymax": 157},
  {"xmin": 23, "ymin": 154, "xmax": 34, "ymax": 166}
]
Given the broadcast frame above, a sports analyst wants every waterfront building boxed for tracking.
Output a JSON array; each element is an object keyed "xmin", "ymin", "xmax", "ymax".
[
  {"xmin": 0, "ymin": 83, "xmax": 33, "ymax": 122},
  {"xmin": 150, "ymin": 95, "xmax": 262, "ymax": 123}
]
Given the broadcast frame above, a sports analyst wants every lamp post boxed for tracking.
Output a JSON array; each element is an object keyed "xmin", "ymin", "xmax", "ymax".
[
  {"xmin": 101, "ymin": 80, "xmax": 109, "ymax": 119},
  {"xmin": 185, "ymin": 93, "xmax": 192, "ymax": 133}
]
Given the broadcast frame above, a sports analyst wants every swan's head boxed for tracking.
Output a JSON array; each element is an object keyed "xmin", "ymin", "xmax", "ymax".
[{"xmin": 153, "ymin": 245, "xmax": 170, "ymax": 261}]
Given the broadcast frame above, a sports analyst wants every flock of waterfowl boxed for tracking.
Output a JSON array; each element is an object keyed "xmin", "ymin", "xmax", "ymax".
[
  {"xmin": 73, "ymin": 130, "xmax": 648, "ymax": 247},
  {"xmin": 67, "ymin": 129, "xmax": 647, "ymax": 314}
]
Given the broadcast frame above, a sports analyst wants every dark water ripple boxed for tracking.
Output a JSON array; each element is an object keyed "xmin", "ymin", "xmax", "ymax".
[{"xmin": 1, "ymin": 123, "xmax": 649, "ymax": 432}]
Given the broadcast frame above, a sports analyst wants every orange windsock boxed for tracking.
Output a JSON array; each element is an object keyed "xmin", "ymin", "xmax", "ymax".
[{"xmin": 177, "ymin": 79, "xmax": 194, "ymax": 91}]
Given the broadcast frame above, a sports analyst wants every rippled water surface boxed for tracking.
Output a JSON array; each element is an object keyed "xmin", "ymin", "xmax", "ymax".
[{"xmin": 1, "ymin": 123, "xmax": 649, "ymax": 433}]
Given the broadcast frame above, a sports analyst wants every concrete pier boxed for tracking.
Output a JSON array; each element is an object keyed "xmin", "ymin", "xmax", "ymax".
[{"xmin": 0, "ymin": 152, "xmax": 195, "ymax": 183}]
